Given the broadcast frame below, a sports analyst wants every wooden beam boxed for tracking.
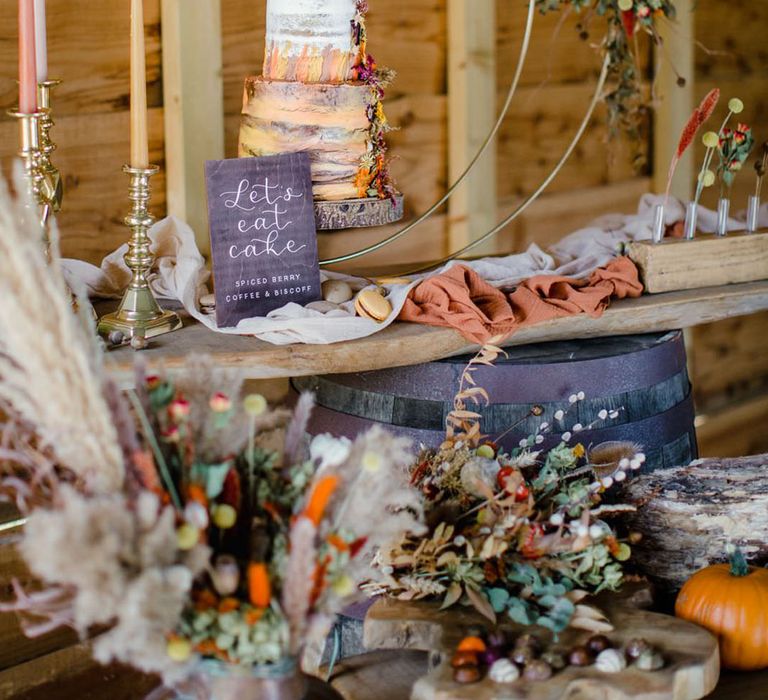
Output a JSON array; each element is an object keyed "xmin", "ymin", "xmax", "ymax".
[
  {"xmin": 161, "ymin": 0, "xmax": 225, "ymax": 256},
  {"xmin": 446, "ymin": 0, "xmax": 497, "ymax": 256},
  {"xmin": 101, "ymin": 280, "xmax": 768, "ymax": 384},
  {"xmin": 653, "ymin": 0, "xmax": 695, "ymax": 199}
]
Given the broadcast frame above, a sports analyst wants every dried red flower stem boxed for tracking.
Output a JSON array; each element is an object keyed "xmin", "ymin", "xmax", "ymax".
[{"xmin": 664, "ymin": 88, "xmax": 720, "ymax": 204}]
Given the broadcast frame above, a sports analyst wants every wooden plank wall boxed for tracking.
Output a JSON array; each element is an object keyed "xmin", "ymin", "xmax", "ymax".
[
  {"xmin": 0, "ymin": 0, "xmax": 165, "ymax": 265},
  {"xmin": 495, "ymin": 4, "xmax": 652, "ymax": 252},
  {"xmin": 689, "ymin": 1, "xmax": 768, "ymax": 457}
]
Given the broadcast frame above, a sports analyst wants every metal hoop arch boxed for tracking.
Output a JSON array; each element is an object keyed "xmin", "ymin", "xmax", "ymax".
[
  {"xmin": 318, "ymin": 0, "xmax": 537, "ymax": 267},
  {"xmin": 405, "ymin": 54, "xmax": 610, "ymax": 275}
]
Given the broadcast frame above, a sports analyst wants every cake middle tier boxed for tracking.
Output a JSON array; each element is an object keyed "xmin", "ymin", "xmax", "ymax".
[{"xmin": 239, "ymin": 77, "xmax": 376, "ymax": 202}]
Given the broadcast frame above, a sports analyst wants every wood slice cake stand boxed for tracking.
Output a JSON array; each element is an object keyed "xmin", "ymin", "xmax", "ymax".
[
  {"xmin": 314, "ymin": 194, "xmax": 404, "ymax": 231},
  {"xmin": 360, "ymin": 587, "xmax": 719, "ymax": 700}
]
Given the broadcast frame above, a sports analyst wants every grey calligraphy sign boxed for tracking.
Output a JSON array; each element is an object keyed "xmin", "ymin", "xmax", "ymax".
[{"xmin": 205, "ymin": 153, "xmax": 321, "ymax": 328}]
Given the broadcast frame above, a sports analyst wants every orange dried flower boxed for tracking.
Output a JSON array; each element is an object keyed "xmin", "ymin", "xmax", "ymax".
[
  {"xmin": 193, "ymin": 588, "xmax": 218, "ymax": 611},
  {"xmin": 218, "ymin": 597, "xmax": 240, "ymax": 613},
  {"xmin": 327, "ymin": 533, "xmax": 349, "ymax": 552},
  {"xmin": 303, "ymin": 476, "xmax": 340, "ymax": 526},
  {"xmin": 248, "ymin": 563, "xmax": 272, "ymax": 608},
  {"xmin": 196, "ymin": 639, "xmax": 220, "ymax": 656}
]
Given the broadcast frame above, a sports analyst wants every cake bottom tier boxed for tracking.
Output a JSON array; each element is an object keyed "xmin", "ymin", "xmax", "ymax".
[{"xmin": 239, "ymin": 77, "xmax": 379, "ymax": 202}]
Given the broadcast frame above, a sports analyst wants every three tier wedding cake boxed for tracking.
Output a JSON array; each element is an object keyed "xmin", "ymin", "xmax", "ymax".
[{"xmin": 239, "ymin": 0, "xmax": 395, "ymax": 204}]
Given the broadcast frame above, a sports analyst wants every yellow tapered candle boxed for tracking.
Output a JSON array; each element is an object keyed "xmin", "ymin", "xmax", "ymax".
[{"xmin": 130, "ymin": 0, "xmax": 149, "ymax": 169}]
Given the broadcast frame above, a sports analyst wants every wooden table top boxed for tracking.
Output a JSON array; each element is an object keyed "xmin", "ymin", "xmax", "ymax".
[{"xmin": 102, "ymin": 280, "xmax": 768, "ymax": 384}]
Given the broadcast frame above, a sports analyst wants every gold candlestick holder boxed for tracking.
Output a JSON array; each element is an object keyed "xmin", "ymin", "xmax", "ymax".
[
  {"xmin": 97, "ymin": 165, "xmax": 182, "ymax": 345},
  {"xmin": 37, "ymin": 79, "xmax": 63, "ymax": 214},
  {"xmin": 7, "ymin": 108, "xmax": 48, "ymax": 229}
]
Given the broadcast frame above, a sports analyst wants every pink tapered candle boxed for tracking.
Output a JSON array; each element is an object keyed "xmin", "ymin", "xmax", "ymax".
[
  {"xmin": 18, "ymin": 0, "xmax": 37, "ymax": 113},
  {"xmin": 130, "ymin": 0, "xmax": 149, "ymax": 169},
  {"xmin": 33, "ymin": 0, "xmax": 47, "ymax": 83}
]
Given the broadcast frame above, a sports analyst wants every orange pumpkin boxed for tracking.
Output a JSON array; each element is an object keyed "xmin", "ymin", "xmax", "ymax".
[{"xmin": 675, "ymin": 547, "xmax": 768, "ymax": 671}]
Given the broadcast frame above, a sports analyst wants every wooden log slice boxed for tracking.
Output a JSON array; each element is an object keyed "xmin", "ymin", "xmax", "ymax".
[
  {"xmin": 314, "ymin": 194, "xmax": 404, "ymax": 231},
  {"xmin": 621, "ymin": 454, "xmax": 768, "ymax": 589},
  {"xmin": 362, "ymin": 588, "xmax": 719, "ymax": 700}
]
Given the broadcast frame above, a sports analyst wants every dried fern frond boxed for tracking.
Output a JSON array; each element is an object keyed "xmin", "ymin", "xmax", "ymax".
[
  {"xmin": 446, "ymin": 337, "xmax": 507, "ymax": 445},
  {"xmin": 0, "ymin": 167, "xmax": 123, "ymax": 492}
]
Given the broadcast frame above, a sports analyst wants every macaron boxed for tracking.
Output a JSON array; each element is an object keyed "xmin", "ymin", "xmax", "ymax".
[
  {"xmin": 354, "ymin": 289, "xmax": 392, "ymax": 323},
  {"xmin": 375, "ymin": 276, "xmax": 412, "ymax": 286},
  {"xmin": 322, "ymin": 279, "xmax": 354, "ymax": 304},
  {"xmin": 199, "ymin": 293, "xmax": 216, "ymax": 315}
]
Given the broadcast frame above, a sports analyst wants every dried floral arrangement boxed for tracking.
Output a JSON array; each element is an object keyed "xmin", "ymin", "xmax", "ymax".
[
  {"xmin": 0, "ymin": 172, "xmax": 423, "ymax": 690},
  {"xmin": 536, "ymin": 0, "xmax": 677, "ymax": 155},
  {"xmin": 693, "ymin": 97, "xmax": 750, "ymax": 205},
  {"xmin": 368, "ymin": 340, "xmax": 644, "ymax": 635},
  {"xmin": 350, "ymin": 0, "xmax": 397, "ymax": 201},
  {"xmin": 716, "ymin": 122, "xmax": 755, "ymax": 197}
]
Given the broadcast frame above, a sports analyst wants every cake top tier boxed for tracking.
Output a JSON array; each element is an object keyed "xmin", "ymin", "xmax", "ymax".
[{"xmin": 262, "ymin": 0, "xmax": 364, "ymax": 84}]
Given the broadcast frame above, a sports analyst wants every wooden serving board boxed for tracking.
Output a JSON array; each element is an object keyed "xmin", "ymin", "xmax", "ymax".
[
  {"xmin": 361, "ymin": 588, "xmax": 719, "ymax": 700},
  {"xmin": 101, "ymin": 280, "xmax": 768, "ymax": 385},
  {"xmin": 627, "ymin": 231, "xmax": 768, "ymax": 294}
]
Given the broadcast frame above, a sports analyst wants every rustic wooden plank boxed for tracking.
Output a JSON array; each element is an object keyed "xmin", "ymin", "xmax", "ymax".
[
  {"xmin": 101, "ymin": 280, "xmax": 768, "ymax": 384},
  {"xmin": 696, "ymin": 393, "xmax": 768, "ymax": 459},
  {"xmin": 447, "ymin": 0, "xmax": 497, "ymax": 255},
  {"xmin": 694, "ymin": 2, "xmax": 768, "ymax": 83},
  {"xmin": 688, "ymin": 311, "xmax": 768, "ymax": 413},
  {"xmin": 627, "ymin": 231, "xmax": 768, "ymax": 294},
  {"xmin": 161, "ymin": 0, "xmax": 225, "ymax": 257},
  {"xmin": 496, "ymin": 83, "xmax": 649, "ymax": 202},
  {"xmin": 0, "ymin": 0, "xmax": 162, "ymax": 116},
  {"xmin": 496, "ymin": 2, "xmax": 652, "ymax": 90}
]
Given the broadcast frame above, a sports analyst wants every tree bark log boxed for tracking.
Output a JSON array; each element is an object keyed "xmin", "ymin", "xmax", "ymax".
[{"xmin": 621, "ymin": 454, "xmax": 768, "ymax": 589}]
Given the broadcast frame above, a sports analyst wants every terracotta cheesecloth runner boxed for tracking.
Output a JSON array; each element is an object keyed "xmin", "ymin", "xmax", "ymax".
[{"xmin": 399, "ymin": 256, "xmax": 643, "ymax": 344}]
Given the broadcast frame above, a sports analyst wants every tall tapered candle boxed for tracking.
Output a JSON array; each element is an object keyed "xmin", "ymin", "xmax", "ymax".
[
  {"xmin": 130, "ymin": 0, "xmax": 149, "ymax": 169},
  {"xmin": 18, "ymin": 0, "xmax": 37, "ymax": 113},
  {"xmin": 33, "ymin": 0, "xmax": 47, "ymax": 83}
]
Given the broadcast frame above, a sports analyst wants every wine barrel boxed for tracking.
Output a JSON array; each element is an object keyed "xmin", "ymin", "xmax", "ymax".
[{"xmin": 292, "ymin": 331, "xmax": 697, "ymax": 472}]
